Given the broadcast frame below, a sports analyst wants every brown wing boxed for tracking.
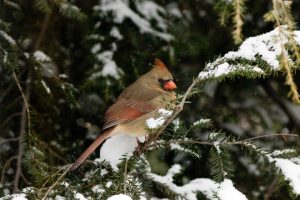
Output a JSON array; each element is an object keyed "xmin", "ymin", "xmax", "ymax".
[{"xmin": 102, "ymin": 84, "xmax": 159, "ymax": 130}]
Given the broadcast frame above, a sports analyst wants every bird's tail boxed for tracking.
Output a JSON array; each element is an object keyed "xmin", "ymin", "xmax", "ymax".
[{"xmin": 70, "ymin": 129, "xmax": 113, "ymax": 171}]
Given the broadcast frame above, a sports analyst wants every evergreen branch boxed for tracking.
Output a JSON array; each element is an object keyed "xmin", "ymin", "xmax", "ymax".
[
  {"xmin": 232, "ymin": 0, "xmax": 245, "ymax": 44},
  {"xmin": 147, "ymin": 133, "xmax": 297, "ymax": 149},
  {"xmin": 41, "ymin": 165, "xmax": 72, "ymax": 200},
  {"xmin": 272, "ymin": 0, "xmax": 300, "ymax": 103}
]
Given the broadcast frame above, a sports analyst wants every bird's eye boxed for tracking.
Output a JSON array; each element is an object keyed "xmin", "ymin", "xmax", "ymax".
[{"xmin": 158, "ymin": 78, "xmax": 164, "ymax": 84}]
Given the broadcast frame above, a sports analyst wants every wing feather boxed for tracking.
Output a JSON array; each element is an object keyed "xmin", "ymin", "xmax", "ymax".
[{"xmin": 102, "ymin": 84, "xmax": 159, "ymax": 130}]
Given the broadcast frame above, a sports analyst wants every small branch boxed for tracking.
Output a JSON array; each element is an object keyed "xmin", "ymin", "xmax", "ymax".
[
  {"xmin": 0, "ymin": 137, "xmax": 20, "ymax": 146},
  {"xmin": 1, "ymin": 112, "xmax": 22, "ymax": 128},
  {"xmin": 12, "ymin": 70, "xmax": 31, "ymax": 193},
  {"xmin": 148, "ymin": 133, "xmax": 297, "ymax": 149},
  {"xmin": 123, "ymin": 156, "xmax": 129, "ymax": 194},
  {"xmin": 42, "ymin": 165, "xmax": 72, "ymax": 200},
  {"xmin": 0, "ymin": 156, "xmax": 18, "ymax": 185},
  {"xmin": 34, "ymin": 12, "xmax": 51, "ymax": 50}
]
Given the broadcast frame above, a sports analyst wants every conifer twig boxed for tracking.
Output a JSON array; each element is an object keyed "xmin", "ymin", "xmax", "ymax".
[{"xmin": 41, "ymin": 165, "xmax": 72, "ymax": 200}]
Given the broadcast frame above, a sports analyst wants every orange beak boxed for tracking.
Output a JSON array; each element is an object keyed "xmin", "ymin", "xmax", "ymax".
[{"xmin": 164, "ymin": 80, "xmax": 177, "ymax": 90}]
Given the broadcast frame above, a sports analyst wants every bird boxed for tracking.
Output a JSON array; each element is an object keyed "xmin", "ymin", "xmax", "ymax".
[{"xmin": 70, "ymin": 58, "xmax": 177, "ymax": 171}]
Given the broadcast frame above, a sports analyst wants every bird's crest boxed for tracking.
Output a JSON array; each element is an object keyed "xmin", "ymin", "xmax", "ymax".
[{"xmin": 153, "ymin": 58, "xmax": 168, "ymax": 71}]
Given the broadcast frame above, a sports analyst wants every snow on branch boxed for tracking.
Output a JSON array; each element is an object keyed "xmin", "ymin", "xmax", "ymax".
[
  {"xmin": 267, "ymin": 151, "xmax": 300, "ymax": 195},
  {"xmin": 0, "ymin": 30, "xmax": 16, "ymax": 46},
  {"xmin": 199, "ymin": 27, "xmax": 300, "ymax": 80},
  {"xmin": 94, "ymin": 0, "xmax": 173, "ymax": 41},
  {"xmin": 148, "ymin": 164, "xmax": 247, "ymax": 200}
]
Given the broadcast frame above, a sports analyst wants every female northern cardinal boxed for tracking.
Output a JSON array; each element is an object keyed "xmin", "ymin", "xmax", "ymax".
[{"xmin": 71, "ymin": 59, "xmax": 177, "ymax": 171}]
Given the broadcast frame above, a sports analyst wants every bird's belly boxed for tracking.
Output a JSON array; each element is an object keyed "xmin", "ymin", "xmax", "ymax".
[{"xmin": 112, "ymin": 116, "xmax": 150, "ymax": 137}]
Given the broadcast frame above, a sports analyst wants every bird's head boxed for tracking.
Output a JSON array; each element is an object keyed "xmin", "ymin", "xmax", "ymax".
[{"xmin": 145, "ymin": 58, "xmax": 177, "ymax": 92}]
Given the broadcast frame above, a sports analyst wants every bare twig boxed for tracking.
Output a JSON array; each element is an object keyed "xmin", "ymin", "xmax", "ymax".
[
  {"xmin": 0, "ymin": 156, "xmax": 18, "ymax": 185},
  {"xmin": 1, "ymin": 112, "xmax": 22, "ymax": 128},
  {"xmin": 12, "ymin": 70, "xmax": 31, "ymax": 193},
  {"xmin": 0, "ymin": 137, "xmax": 20, "ymax": 146}
]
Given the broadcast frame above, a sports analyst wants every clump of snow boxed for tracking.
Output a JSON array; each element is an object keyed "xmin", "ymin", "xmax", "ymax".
[
  {"xmin": 0, "ymin": 193, "xmax": 28, "ymax": 200},
  {"xmin": 98, "ymin": 134, "xmax": 138, "ymax": 171},
  {"xmin": 106, "ymin": 181, "xmax": 113, "ymax": 188},
  {"xmin": 148, "ymin": 164, "xmax": 247, "ymax": 200},
  {"xmin": 33, "ymin": 50, "xmax": 58, "ymax": 78},
  {"xmin": 33, "ymin": 50, "xmax": 52, "ymax": 62},
  {"xmin": 146, "ymin": 117, "xmax": 165, "ymax": 129},
  {"xmin": 193, "ymin": 118, "xmax": 211, "ymax": 126},
  {"xmin": 213, "ymin": 141, "xmax": 222, "ymax": 154},
  {"xmin": 170, "ymin": 143, "xmax": 200, "ymax": 158},
  {"xmin": 107, "ymin": 194, "xmax": 132, "ymax": 200},
  {"xmin": 0, "ymin": 30, "xmax": 16, "ymax": 45},
  {"xmin": 91, "ymin": 51, "xmax": 124, "ymax": 80},
  {"xmin": 158, "ymin": 109, "xmax": 172, "ymax": 117},
  {"xmin": 199, "ymin": 62, "xmax": 231, "ymax": 79},
  {"xmin": 91, "ymin": 43, "xmax": 101, "ymax": 54},
  {"xmin": 95, "ymin": 0, "xmax": 173, "ymax": 41},
  {"xmin": 55, "ymin": 195, "xmax": 65, "ymax": 200},
  {"xmin": 267, "ymin": 155, "xmax": 300, "ymax": 195},
  {"xmin": 92, "ymin": 185, "xmax": 105, "ymax": 194},
  {"xmin": 146, "ymin": 109, "xmax": 173, "ymax": 129},
  {"xmin": 41, "ymin": 80, "xmax": 51, "ymax": 94},
  {"xmin": 110, "ymin": 27, "xmax": 123, "ymax": 40},
  {"xmin": 136, "ymin": 1, "xmax": 167, "ymax": 31},
  {"xmin": 74, "ymin": 192, "xmax": 87, "ymax": 200},
  {"xmin": 166, "ymin": 3, "xmax": 182, "ymax": 18},
  {"xmin": 217, "ymin": 179, "xmax": 247, "ymax": 200},
  {"xmin": 199, "ymin": 27, "xmax": 300, "ymax": 80}
]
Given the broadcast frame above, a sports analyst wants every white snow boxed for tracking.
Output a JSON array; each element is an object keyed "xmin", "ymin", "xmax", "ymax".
[
  {"xmin": 0, "ymin": 194, "xmax": 28, "ymax": 200},
  {"xmin": 136, "ymin": 1, "xmax": 167, "ymax": 31},
  {"xmin": 91, "ymin": 43, "xmax": 101, "ymax": 54},
  {"xmin": 92, "ymin": 51, "xmax": 123, "ymax": 79},
  {"xmin": 110, "ymin": 27, "xmax": 123, "ymax": 40},
  {"xmin": 74, "ymin": 192, "xmax": 87, "ymax": 200},
  {"xmin": 166, "ymin": 3, "xmax": 182, "ymax": 18},
  {"xmin": 0, "ymin": 30, "xmax": 16, "ymax": 45},
  {"xmin": 170, "ymin": 143, "xmax": 200, "ymax": 158},
  {"xmin": 98, "ymin": 134, "xmax": 138, "ymax": 171},
  {"xmin": 146, "ymin": 117, "xmax": 165, "ymax": 129},
  {"xmin": 33, "ymin": 50, "xmax": 52, "ymax": 62},
  {"xmin": 146, "ymin": 109, "xmax": 173, "ymax": 129},
  {"xmin": 55, "ymin": 195, "xmax": 66, "ymax": 200},
  {"xmin": 92, "ymin": 185, "xmax": 105, "ymax": 194},
  {"xmin": 213, "ymin": 141, "xmax": 222, "ymax": 154},
  {"xmin": 272, "ymin": 158, "xmax": 300, "ymax": 194},
  {"xmin": 199, "ymin": 27, "xmax": 300, "ymax": 80},
  {"xmin": 158, "ymin": 109, "xmax": 172, "ymax": 117},
  {"xmin": 217, "ymin": 179, "xmax": 247, "ymax": 200},
  {"xmin": 106, "ymin": 181, "xmax": 113, "ymax": 188},
  {"xmin": 148, "ymin": 164, "xmax": 247, "ymax": 200},
  {"xmin": 41, "ymin": 80, "xmax": 51, "ymax": 94},
  {"xmin": 193, "ymin": 118, "xmax": 211, "ymax": 126},
  {"xmin": 107, "ymin": 194, "xmax": 132, "ymax": 200},
  {"xmin": 96, "ymin": 0, "xmax": 173, "ymax": 41}
]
